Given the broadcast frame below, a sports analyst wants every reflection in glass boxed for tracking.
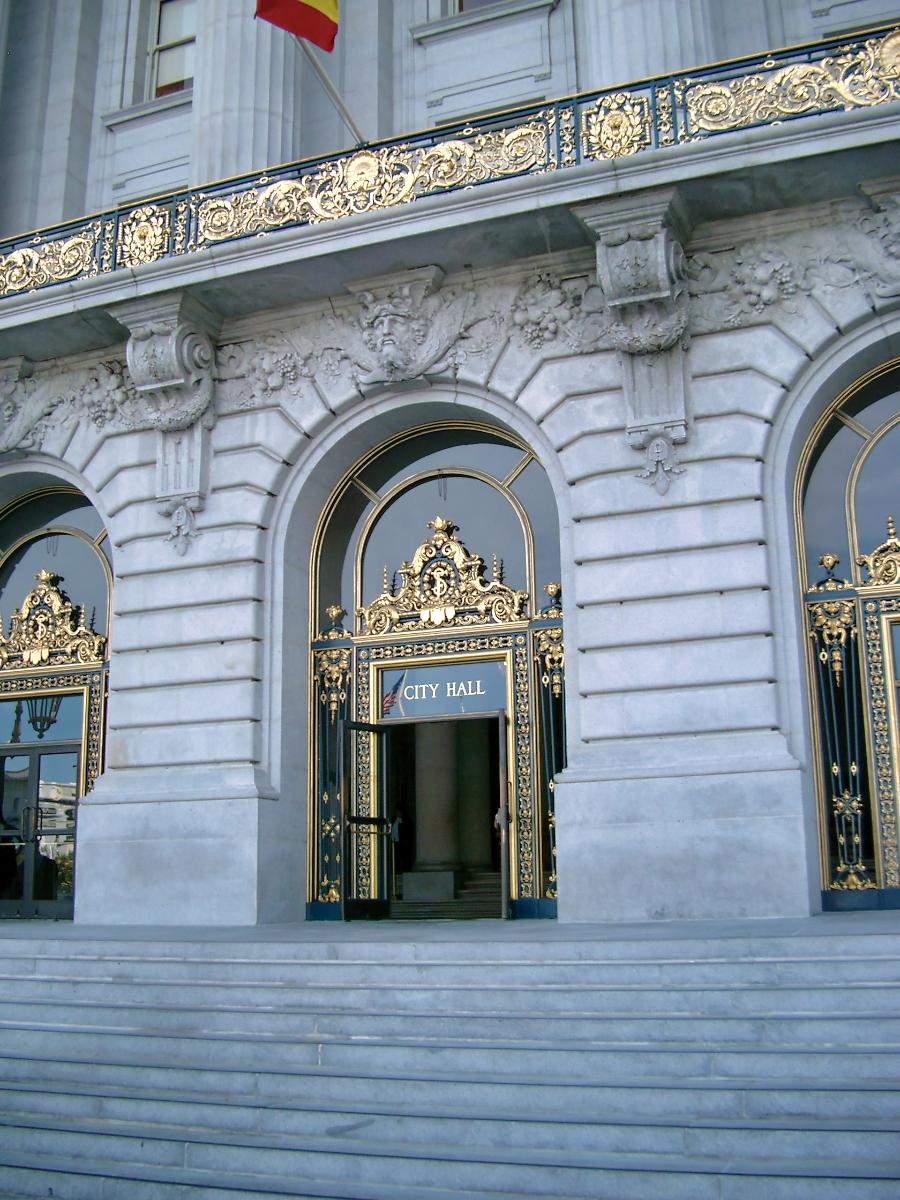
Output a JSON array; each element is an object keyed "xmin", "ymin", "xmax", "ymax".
[
  {"xmin": 802, "ymin": 418, "xmax": 859, "ymax": 581},
  {"xmin": 362, "ymin": 477, "xmax": 527, "ymax": 605},
  {"xmin": 358, "ymin": 430, "xmax": 523, "ymax": 496},
  {"xmin": 317, "ymin": 425, "xmax": 560, "ymax": 633},
  {"xmin": 845, "ymin": 384, "xmax": 900, "ymax": 434},
  {"xmin": 0, "ymin": 755, "xmax": 28, "ymax": 901},
  {"xmin": 0, "ymin": 492, "xmax": 102, "ymax": 548},
  {"xmin": 0, "ymin": 693, "xmax": 83, "ymax": 745},
  {"xmin": 36, "ymin": 751, "xmax": 78, "ymax": 900},
  {"xmin": 854, "ymin": 423, "xmax": 900, "ymax": 561},
  {"xmin": 510, "ymin": 459, "xmax": 561, "ymax": 593},
  {"xmin": 0, "ymin": 534, "xmax": 108, "ymax": 640}
]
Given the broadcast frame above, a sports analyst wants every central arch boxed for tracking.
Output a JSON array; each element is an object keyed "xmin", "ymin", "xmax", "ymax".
[{"xmin": 269, "ymin": 388, "xmax": 572, "ymax": 921}]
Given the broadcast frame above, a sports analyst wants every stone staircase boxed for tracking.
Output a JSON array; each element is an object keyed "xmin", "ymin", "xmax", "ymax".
[{"xmin": 0, "ymin": 914, "xmax": 898, "ymax": 1198}]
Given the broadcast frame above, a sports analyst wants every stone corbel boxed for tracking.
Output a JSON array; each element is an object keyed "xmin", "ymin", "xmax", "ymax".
[
  {"xmin": 574, "ymin": 189, "xmax": 691, "ymax": 494},
  {"xmin": 109, "ymin": 293, "xmax": 221, "ymax": 553}
]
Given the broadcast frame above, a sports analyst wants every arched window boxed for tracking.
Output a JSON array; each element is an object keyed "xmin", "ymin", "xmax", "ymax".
[
  {"xmin": 0, "ymin": 486, "xmax": 110, "ymax": 918},
  {"xmin": 797, "ymin": 361, "xmax": 900, "ymax": 905},
  {"xmin": 308, "ymin": 422, "xmax": 564, "ymax": 920},
  {"xmin": 313, "ymin": 422, "xmax": 560, "ymax": 632}
]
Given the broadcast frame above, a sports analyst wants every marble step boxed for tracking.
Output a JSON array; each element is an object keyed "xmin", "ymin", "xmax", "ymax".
[
  {"xmin": 2, "ymin": 926, "xmax": 899, "ymax": 962},
  {"xmin": 0, "ymin": 972, "xmax": 895, "ymax": 1015},
  {"xmin": 0, "ymin": 996, "xmax": 898, "ymax": 1045},
  {"xmin": 1, "ymin": 1021, "xmax": 898, "ymax": 1081},
  {"xmin": 0, "ymin": 1115, "xmax": 897, "ymax": 1199},
  {"xmin": 5, "ymin": 1046, "xmax": 900, "ymax": 1118},
  {"xmin": 3, "ymin": 1054, "xmax": 900, "ymax": 1121},
  {"xmin": 2, "ymin": 1152, "xmax": 897, "ymax": 1200},
  {"xmin": 0, "ymin": 1085, "xmax": 898, "ymax": 1160},
  {"xmin": 5, "ymin": 952, "xmax": 899, "ymax": 985}
]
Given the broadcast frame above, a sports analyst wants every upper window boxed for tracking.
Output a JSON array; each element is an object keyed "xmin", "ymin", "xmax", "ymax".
[
  {"xmin": 453, "ymin": 1, "xmax": 505, "ymax": 10},
  {"xmin": 151, "ymin": 0, "xmax": 196, "ymax": 99}
]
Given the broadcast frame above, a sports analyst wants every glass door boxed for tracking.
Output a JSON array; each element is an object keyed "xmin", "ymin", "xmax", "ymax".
[
  {"xmin": 0, "ymin": 747, "xmax": 79, "ymax": 917},
  {"xmin": 0, "ymin": 692, "xmax": 84, "ymax": 918}
]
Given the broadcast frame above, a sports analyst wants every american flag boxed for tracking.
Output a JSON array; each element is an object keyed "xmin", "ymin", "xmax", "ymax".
[{"xmin": 381, "ymin": 672, "xmax": 406, "ymax": 717}]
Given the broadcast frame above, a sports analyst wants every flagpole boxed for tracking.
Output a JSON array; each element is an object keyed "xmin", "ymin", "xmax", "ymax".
[{"xmin": 294, "ymin": 36, "xmax": 366, "ymax": 147}]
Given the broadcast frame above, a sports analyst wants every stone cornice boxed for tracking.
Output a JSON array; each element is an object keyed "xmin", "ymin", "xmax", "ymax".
[{"xmin": 0, "ymin": 106, "xmax": 896, "ymax": 365}]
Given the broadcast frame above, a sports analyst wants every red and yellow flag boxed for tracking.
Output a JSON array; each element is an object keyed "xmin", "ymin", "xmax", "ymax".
[{"xmin": 256, "ymin": 0, "xmax": 338, "ymax": 52}]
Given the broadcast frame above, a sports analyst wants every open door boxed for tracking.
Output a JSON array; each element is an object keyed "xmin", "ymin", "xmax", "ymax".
[
  {"xmin": 496, "ymin": 710, "xmax": 510, "ymax": 921},
  {"xmin": 341, "ymin": 720, "xmax": 392, "ymax": 919}
]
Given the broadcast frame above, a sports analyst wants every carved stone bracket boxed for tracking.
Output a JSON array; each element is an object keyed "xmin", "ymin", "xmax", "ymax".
[
  {"xmin": 109, "ymin": 293, "xmax": 221, "ymax": 553},
  {"xmin": 574, "ymin": 188, "xmax": 691, "ymax": 494}
]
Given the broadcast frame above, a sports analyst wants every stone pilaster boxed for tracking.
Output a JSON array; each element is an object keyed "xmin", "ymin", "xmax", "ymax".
[{"xmin": 191, "ymin": 0, "xmax": 303, "ymax": 184}]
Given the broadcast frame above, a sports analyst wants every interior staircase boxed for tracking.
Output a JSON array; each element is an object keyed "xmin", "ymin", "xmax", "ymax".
[
  {"xmin": 390, "ymin": 869, "xmax": 501, "ymax": 919},
  {"xmin": 0, "ymin": 914, "xmax": 898, "ymax": 1199}
]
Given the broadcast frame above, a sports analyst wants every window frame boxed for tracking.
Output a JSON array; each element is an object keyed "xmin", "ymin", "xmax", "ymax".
[{"xmin": 149, "ymin": 0, "xmax": 197, "ymax": 101}]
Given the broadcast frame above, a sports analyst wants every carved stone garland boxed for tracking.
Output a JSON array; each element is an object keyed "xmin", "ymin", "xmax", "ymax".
[
  {"xmin": 0, "ymin": 571, "xmax": 105, "ymax": 670},
  {"xmin": 357, "ymin": 517, "xmax": 529, "ymax": 636}
]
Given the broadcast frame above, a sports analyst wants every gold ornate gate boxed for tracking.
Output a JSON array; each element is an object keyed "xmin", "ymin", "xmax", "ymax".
[
  {"xmin": 805, "ymin": 520, "xmax": 900, "ymax": 896},
  {"xmin": 309, "ymin": 517, "xmax": 564, "ymax": 919}
]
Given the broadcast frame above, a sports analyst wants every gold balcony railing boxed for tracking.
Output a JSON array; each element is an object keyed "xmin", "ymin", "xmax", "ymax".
[{"xmin": 0, "ymin": 24, "xmax": 897, "ymax": 301}]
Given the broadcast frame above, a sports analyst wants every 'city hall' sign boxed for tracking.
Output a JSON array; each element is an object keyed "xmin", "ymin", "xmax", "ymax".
[{"xmin": 378, "ymin": 660, "xmax": 506, "ymax": 720}]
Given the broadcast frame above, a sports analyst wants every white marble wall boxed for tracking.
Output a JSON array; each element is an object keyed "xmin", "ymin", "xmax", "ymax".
[{"xmin": 1, "ymin": 173, "xmax": 897, "ymax": 923}]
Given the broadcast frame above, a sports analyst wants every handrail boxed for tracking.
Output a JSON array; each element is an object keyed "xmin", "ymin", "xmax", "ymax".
[{"xmin": 0, "ymin": 24, "xmax": 896, "ymax": 303}]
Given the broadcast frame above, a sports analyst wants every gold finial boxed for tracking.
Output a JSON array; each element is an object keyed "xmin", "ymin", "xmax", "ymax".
[
  {"xmin": 888, "ymin": 515, "xmax": 897, "ymax": 540},
  {"xmin": 427, "ymin": 516, "xmax": 458, "ymax": 539},
  {"xmin": 321, "ymin": 605, "xmax": 347, "ymax": 639},
  {"xmin": 818, "ymin": 553, "xmax": 840, "ymax": 573}
]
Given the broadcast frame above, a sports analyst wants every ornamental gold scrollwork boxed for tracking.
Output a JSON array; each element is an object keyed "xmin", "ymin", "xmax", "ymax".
[
  {"xmin": 807, "ymin": 596, "xmax": 856, "ymax": 688},
  {"xmin": 314, "ymin": 643, "xmax": 351, "ymax": 724},
  {"xmin": 196, "ymin": 120, "xmax": 550, "ymax": 244},
  {"xmin": 0, "ymin": 224, "xmax": 99, "ymax": 297},
  {"xmin": 0, "ymin": 571, "xmax": 105, "ymax": 671},
  {"xmin": 116, "ymin": 205, "xmax": 171, "ymax": 268},
  {"xmin": 863, "ymin": 600, "xmax": 899, "ymax": 887},
  {"xmin": 580, "ymin": 91, "xmax": 651, "ymax": 159},
  {"xmin": 682, "ymin": 28, "xmax": 900, "ymax": 135},
  {"xmin": 535, "ymin": 626, "xmax": 565, "ymax": 699},
  {"xmin": 858, "ymin": 516, "xmax": 900, "ymax": 588},
  {"xmin": 358, "ymin": 517, "xmax": 529, "ymax": 636},
  {"xmin": 830, "ymin": 782, "xmax": 874, "ymax": 890}
]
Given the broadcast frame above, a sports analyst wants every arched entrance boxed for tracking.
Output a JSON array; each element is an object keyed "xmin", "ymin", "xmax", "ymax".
[
  {"xmin": 307, "ymin": 422, "xmax": 564, "ymax": 919},
  {"xmin": 0, "ymin": 484, "xmax": 110, "ymax": 918},
  {"xmin": 797, "ymin": 358, "xmax": 900, "ymax": 906}
]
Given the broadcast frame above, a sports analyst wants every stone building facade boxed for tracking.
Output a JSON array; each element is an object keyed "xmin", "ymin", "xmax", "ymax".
[{"xmin": 0, "ymin": 0, "xmax": 898, "ymax": 925}]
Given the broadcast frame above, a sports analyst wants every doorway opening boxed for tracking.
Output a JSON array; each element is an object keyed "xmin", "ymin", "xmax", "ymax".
[{"xmin": 387, "ymin": 715, "xmax": 503, "ymax": 919}]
